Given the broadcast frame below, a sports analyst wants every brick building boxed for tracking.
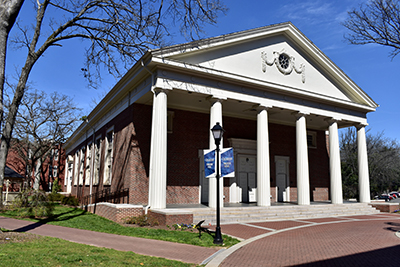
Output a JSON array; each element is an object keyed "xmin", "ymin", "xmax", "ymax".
[
  {"xmin": 6, "ymin": 142, "xmax": 66, "ymax": 192},
  {"xmin": 63, "ymin": 23, "xmax": 377, "ymax": 218}
]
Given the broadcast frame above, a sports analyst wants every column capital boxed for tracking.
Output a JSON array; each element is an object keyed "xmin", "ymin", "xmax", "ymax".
[
  {"xmin": 325, "ymin": 117, "xmax": 341, "ymax": 125},
  {"xmin": 152, "ymin": 87, "xmax": 171, "ymax": 95},
  {"xmin": 355, "ymin": 123, "xmax": 369, "ymax": 130},
  {"xmin": 253, "ymin": 104, "xmax": 272, "ymax": 112},
  {"xmin": 292, "ymin": 111, "xmax": 310, "ymax": 119},
  {"xmin": 207, "ymin": 95, "xmax": 227, "ymax": 104}
]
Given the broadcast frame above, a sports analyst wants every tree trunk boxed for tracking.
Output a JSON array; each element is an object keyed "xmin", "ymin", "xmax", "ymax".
[{"xmin": 0, "ymin": 0, "xmax": 24, "ymax": 205}]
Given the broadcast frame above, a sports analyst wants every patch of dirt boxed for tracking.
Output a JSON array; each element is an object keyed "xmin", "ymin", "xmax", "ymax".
[{"xmin": 0, "ymin": 231, "xmax": 41, "ymax": 244}]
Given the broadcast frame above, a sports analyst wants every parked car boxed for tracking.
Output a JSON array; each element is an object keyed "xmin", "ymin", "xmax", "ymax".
[
  {"xmin": 378, "ymin": 195, "xmax": 392, "ymax": 202},
  {"xmin": 389, "ymin": 192, "xmax": 399, "ymax": 198}
]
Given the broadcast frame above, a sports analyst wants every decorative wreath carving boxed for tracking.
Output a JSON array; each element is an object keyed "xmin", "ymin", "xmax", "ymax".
[{"xmin": 261, "ymin": 49, "xmax": 306, "ymax": 83}]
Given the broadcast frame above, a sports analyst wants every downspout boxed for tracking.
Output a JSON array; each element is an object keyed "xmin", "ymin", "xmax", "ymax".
[{"xmin": 144, "ymin": 205, "xmax": 151, "ymax": 215}]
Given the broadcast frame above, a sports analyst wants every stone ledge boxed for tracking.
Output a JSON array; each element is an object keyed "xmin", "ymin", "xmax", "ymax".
[
  {"xmin": 148, "ymin": 209, "xmax": 193, "ymax": 226},
  {"xmin": 84, "ymin": 203, "xmax": 144, "ymax": 223},
  {"xmin": 369, "ymin": 202, "xmax": 399, "ymax": 213}
]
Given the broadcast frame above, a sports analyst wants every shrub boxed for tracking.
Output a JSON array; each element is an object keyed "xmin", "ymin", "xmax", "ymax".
[
  {"xmin": 124, "ymin": 214, "xmax": 159, "ymax": 227},
  {"xmin": 60, "ymin": 195, "xmax": 79, "ymax": 207},
  {"xmin": 10, "ymin": 189, "xmax": 54, "ymax": 218},
  {"xmin": 51, "ymin": 178, "xmax": 62, "ymax": 194},
  {"xmin": 48, "ymin": 192, "xmax": 63, "ymax": 202}
]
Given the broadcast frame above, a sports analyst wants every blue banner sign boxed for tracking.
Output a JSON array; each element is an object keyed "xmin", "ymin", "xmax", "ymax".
[
  {"xmin": 204, "ymin": 150, "xmax": 215, "ymax": 178},
  {"xmin": 221, "ymin": 148, "xmax": 234, "ymax": 177},
  {"xmin": 203, "ymin": 148, "xmax": 234, "ymax": 178}
]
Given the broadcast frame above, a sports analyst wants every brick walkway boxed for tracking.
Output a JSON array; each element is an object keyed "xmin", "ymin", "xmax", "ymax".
[{"xmin": 207, "ymin": 213, "xmax": 400, "ymax": 266}]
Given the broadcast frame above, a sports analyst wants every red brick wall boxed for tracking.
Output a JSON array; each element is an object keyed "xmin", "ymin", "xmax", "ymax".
[
  {"xmin": 370, "ymin": 203, "xmax": 399, "ymax": 213},
  {"xmin": 166, "ymin": 108, "xmax": 209, "ymax": 204},
  {"xmin": 86, "ymin": 203, "xmax": 143, "ymax": 223},
  {"xmin": 148, "ymin": 210, "xmax": 193, "ymax": 226},
  {"xmin": 69, "ymin": 104, "xmax": 330, "ymax": 205},
  {"xmin": 70, "ymin": 103, "xmax": 152, "ymax": 206},
  {"xmin": 309, "ymin": 130, "xmax": 330, "ymax": 201}
]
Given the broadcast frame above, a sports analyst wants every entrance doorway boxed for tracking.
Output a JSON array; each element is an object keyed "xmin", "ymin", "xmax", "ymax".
[
  {"xmin": 275, "ymin": 156, "xmax": 290, "ymax": 202},
  {"xmin": 238, "ymin": 156, "xmax": 257, "ymax": 203}
]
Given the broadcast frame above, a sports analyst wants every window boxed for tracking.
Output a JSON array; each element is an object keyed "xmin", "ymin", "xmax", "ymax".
[
  {"xmin": 74, "ymin": 151, "xmax": 79, "ymax": 185},
  {"xmin": 103, "ymin": 129, "xmax": 114, "ymax": 185},
  {"xmin": 93, "ymin": 136, "xmax": 102, "ymax": 185},
  {"xmin": 78, "ymin": 147, "xmax": 85, "ymax": 185},
  {"xmin": 54, "ymin": 149, "xmax": 59, "ymax": 161},
  {"xmin": 53, "ymin": 166, "xmax": 58, "ymax": 178},
  {"xmin": 279, "ymin": 53, "xmax": 290, "ymax": 69},
  {"xmin": 167, "ymin": 111, "xmax": 174, "ymax": 133},
  {"xmin": 307, "ymin": 131, "xmax": 317, "ymax": 148},
  {"xmin": 85, "ymin": 142, "xmax": 92, "ymax": 186}
]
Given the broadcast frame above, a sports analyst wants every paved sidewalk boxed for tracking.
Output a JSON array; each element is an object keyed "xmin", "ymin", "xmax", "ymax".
[
  {"xmin": 207, "ymin": 213, "xmax": 400, "ymax": 266},
  {"xmin": 2, "ymin": 213, "xmax": 400, "ymax": 266},
  {"xmin": 0, "ymin": 216, "xmax": 220, "ymax": 265}
]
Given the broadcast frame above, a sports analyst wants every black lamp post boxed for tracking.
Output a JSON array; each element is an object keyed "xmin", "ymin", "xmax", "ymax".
[{"xmin": 211, "ymin": 122, "xmax": 224, "ymax": 245}]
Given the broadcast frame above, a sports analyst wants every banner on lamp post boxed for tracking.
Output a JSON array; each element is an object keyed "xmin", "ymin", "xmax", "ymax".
[
  {"xmin": 204, "ymin": 149, "xmax": 215, "ymax": 178},
  {"xmin": 203, "ymin": 148, "xmax": 234, "ymax": 178},
  {"xmin": 221, "ymin": 148, "xmax": 234, "ymax": 177}
]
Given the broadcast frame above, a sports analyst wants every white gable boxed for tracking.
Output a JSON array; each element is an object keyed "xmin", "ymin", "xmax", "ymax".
[{"xmin": 154, "ymin": 22, "xmax": 377, "ymax": 109}]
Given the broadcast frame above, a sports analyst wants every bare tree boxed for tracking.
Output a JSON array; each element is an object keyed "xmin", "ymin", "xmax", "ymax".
[
  {"xmin": 340, "ymin": 128, "xmax": 400, "ymax": 199},
  {"xmin": 343, "ymin": 0, "xmax": 400, "ymax": 59},
  {"xmin": 5, "ymin": 88, "xmax": 81, "ymax": 190},
  {"xmin": 0, "ymin": 0, "xmax": 227, "ymax": 203}
]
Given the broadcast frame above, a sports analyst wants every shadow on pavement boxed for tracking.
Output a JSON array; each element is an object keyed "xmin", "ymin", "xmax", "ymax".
[
  {"xmin": 292, "ymin": 244, "xmax": 400, "ymax": 266},
  {"xmin": 12, "ymin": 208, "xmax": 86, "ymax": 233}
]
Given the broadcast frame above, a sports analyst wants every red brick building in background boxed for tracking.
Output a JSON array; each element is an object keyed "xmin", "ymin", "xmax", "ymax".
[
  {"xmin": 63, "ymin": 23, "xmax": 377, "ymax": 222},
  {"xmin": 5, "ymin": 142, "xmax": 66, "ymax": 192}
]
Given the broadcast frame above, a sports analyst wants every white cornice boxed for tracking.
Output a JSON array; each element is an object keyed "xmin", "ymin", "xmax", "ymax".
[{"xmin": 152, "ymin": 57, "xmax": 376, "ymax": 113}]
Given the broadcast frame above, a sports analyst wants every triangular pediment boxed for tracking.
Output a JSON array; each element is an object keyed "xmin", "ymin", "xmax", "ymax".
[{"xmin": 153, "ymin": 22, "xmax": 377, "ymax": 109}]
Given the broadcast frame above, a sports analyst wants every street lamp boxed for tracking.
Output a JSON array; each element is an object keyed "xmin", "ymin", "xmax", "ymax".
[{"xmin": 211, "ymin": 122, "xmax": 224, "ymax": 245}]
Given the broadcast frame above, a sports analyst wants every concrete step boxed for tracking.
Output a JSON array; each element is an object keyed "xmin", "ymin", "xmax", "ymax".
[{"xmin": 191, "ymin": 203, "xmax": 380, "ymax": 225}]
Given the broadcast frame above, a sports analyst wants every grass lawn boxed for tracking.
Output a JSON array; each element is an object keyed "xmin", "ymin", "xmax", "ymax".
[
  {"xmin": 0, "ymin": 204, "xmax": 240, "ymax": 248},
  {"xmin": 0, "ymin": 233, "xmax": 196, "ymax": 267}
]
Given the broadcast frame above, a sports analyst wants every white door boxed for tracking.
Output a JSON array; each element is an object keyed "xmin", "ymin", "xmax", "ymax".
[
  {"xmin": 248, "ymin": 172, "xmax": 257, "ymax": 202},
  {"xmin": 239, "ymin": 172, "xmax": 248, "ymax": 202},
  {"xmin": 275, "ymin": 156, "xmax": 289, "ymax": 202},
  {"xmin": 238, "ymin": 156, "xmax": 257, "ymax": 203}
]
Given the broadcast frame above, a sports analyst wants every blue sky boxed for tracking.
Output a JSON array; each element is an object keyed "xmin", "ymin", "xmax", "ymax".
[{"xmin": 7, "ymin": 0, "xmax": 400, "ymax": 141}]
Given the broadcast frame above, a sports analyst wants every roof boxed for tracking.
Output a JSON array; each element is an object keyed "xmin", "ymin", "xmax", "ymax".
[
  {"xmin": 5, "ymin": 166, "xmax": 24, "ymax": 180},
  {"xmin": 64, "ymin": 22, "xmax": 378, "ymax": 152}
]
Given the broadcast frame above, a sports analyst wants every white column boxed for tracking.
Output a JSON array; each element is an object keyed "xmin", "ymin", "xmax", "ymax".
[
  {"xmin": 209, "ymin": 99, "xmax": 224, "ymax": 209},
  {"xmin": 295, "ymin": 112, "xmax": 310, "ymax": 205},
  {"xmin": 148, "ymin": 89, "xmax": 168, "ymax": 209},
  {"xmin": 328, "ymin": 119, "xmax": 343, "ymax": 204},
  {"xmin": 257, "ymin": 106, "xmax": 271, "ymax": 206},
  {"xmin": 357, "ymin": 124, "xmax": 370, "ymax": 203}
]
